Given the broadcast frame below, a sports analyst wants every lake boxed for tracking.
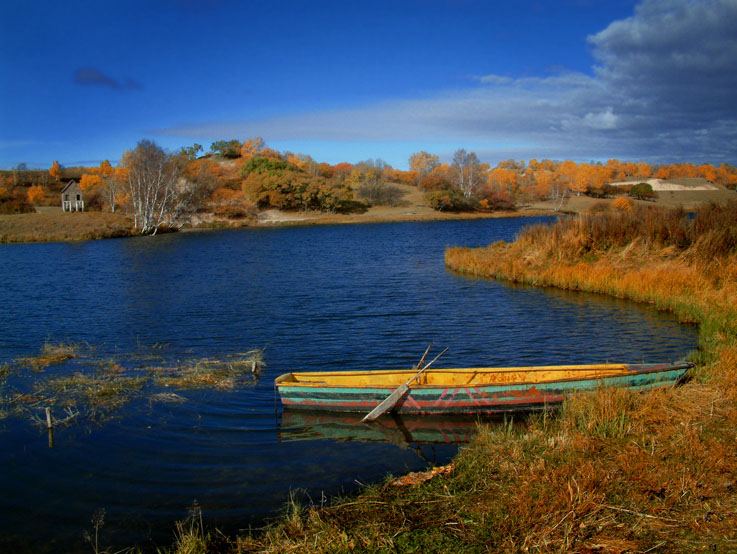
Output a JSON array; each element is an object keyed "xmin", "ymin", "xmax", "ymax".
[{"xmin": 0, "ymin": 218, "xmax": 698, "ymax": 552}]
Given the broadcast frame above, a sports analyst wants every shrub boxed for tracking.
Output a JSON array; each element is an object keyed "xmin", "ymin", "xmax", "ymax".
[
  {"xmin": 629, "ymin": 182, "xmax": 657, "ymax": 200},
  {"xmin": 356, "ymin": 181, "xmax": 405, "ymax": 206},
  {"xmin": 612, "ymin": 197, "xmax": 633, "ymax": 212},
  {"xmin": 240, "ymin": 157, "xmax": 289, "ymax": 176},
  {"xmin": 477, "ymin": 188, "xmax": 516, "ymax": 211},
  {"xmin": 585, "ymin": 183, "xmax": 617, "ymax": 198},
  {"xmin": 417, "ymin": 172, "xmax": 452, "ymax": 192},
  {"xmin": 207, "ymin": 188, "xmax": 256, "ymax": 219},
  {"xmin": 243, "ymin": 168, "xmax": 353, "ymax": 213},
  {"xmin": 0, "ymin": 198, "xmax": 35, "ymax": 214},
  {"xmin": 426, "ymin": 188, "xmax": 474, "ymax": 211}
]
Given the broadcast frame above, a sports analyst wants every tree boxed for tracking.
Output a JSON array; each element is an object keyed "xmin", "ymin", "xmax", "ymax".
[
  {"xmin": 120, "ymin": 140, "xmax": 183, "ymax": 235},
  {"xmin": 409, "ymin": 151, "xmax": 439, "ymax": 178},
  {"xmin": 488, "ymin": 167, "xmax": 518, "ymax": 195},
  {"xmin": 12, "ymin": 163, "xmax": 28, "ymax": 187},
  {"xmin": 97, "ymin": 160, "xmax": 121, "ymax": 212},
  {"xmin": 240, "ymin": 137, "xmax": 266, "ymax": 159},
  {"xmin": 210, "ymin": 140, "xmax": 242, "ymax": 158},
  {"xmin": 549, "ymin": 180, "xmax": 568, "ymax": 212},
  {"xmin": 79, "ymin": 173, "xmax": 103, "ymax": 193},
  {"xmin": 452, "ymin": 149, "xmax": 487, "ymax": 199},
  {"xmin": 80, "ymin": 160, "xmax": 120, "ymax": 212},
  {"xmin": 27, "ymin": 184, "xmax": 45, "ymax": 205},
  {"xmin": 629, "ymin": 182, "xmax": 657, "ymax": 201},
  {"xmin": 180, "ymin": 143, "xmax": 203, "ymax": 161},
  {"xmin": 49, "ymin": 160, "xmax": 62, "ymax": 181},
  {"xmin": 633, "ymin": 162, "xmax": 651, "ymax": 179}
]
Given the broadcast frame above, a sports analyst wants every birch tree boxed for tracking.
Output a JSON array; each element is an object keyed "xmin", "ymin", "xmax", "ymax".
[
  {"xmin": 121, "ymin": 140, "xmax": 181, "ymax": 235},
  {"xmin": 452, "ymin": 149, "xmax": 487, "ymax": 199}
]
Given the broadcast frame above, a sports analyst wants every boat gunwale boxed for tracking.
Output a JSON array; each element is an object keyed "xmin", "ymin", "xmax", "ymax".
[{"xmin": 275, "ymin": 362, "xmax": 693, "ymax": 390}]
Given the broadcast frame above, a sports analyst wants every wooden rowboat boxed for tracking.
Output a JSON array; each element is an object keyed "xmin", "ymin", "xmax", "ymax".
[{"xmin": 275, "ymin": 362, "xmax": 692, "ymax": 415}]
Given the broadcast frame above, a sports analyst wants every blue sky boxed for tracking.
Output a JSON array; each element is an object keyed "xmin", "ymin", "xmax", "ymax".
[{"xmin": 1, "ymin": 0, "xmax": 735, "ymax": 170}]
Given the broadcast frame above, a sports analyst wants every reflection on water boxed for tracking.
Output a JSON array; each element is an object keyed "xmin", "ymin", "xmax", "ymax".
[
  {"xmin": 0, "ymin": 218, "xmax": 698, "ymax": 552},
  {"xmin": 280, "ymin": 410, "xmax": 485, "ymax": 446},
  {"xmin": 280, "ymin": 410, "xmax": 509, "ymax": 465}
]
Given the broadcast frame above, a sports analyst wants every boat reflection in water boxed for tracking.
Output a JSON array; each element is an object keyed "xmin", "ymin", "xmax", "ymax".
[{"xmin": 278, "ymin": 409, "xmax": 509, "ymax": 460}]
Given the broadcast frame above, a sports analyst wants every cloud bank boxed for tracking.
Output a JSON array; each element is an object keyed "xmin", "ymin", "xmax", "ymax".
[{"xmin": 156, "ymin": 0, "xmax": 737, "ymax": 164}]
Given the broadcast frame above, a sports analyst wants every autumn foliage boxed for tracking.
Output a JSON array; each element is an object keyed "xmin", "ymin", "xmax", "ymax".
[
  {"xmin": 12, "ymin": 137, "xmax": 736, "ymax": 225},
  {"xmin": 49, "ymin": 160, "xmax": 62, "ymax": 181},
  {"xmin": 26, "ymin": 184, "xmax": 45, "ymax": 205},
  {"xmin": 241, "ymin": 156, "xmax": 352, "ymax": 213},
  {"xmin": 612, "ymin": 197, "xmax": 633, "ymax": 212},
  {"xmin": 403, "ymin": 150, "xmax": 737, "ymax": 212}
]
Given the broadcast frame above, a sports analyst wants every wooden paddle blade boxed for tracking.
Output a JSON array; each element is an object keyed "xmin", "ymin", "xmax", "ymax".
[{"xmin": 361, "ymin": 383, "xmax": 409, "ymax": 422}]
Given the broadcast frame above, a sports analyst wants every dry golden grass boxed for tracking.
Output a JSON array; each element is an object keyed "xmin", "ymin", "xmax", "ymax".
[
  {"xmin": 169, "ymin": 203, "xmax": 737, "ymax": 554},
  {"xmin": 17, "ymin": 341, "xmax": 80, "ymax": 371},
  {"xmin": 152, "ymin": 350, "xmax": 264, "ymax": 390},
  {"xmin": 0, "ymin": 211, "xmax": 134, "ymax": 243}
]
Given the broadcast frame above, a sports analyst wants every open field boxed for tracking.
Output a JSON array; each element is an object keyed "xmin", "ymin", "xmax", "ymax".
[
  {"xmin": 248, "ymin": 181, "xmax": 736, "ymax": 227},
  {"xmin": 528, "ymin": 185, "xmax": 735, "ymax": 214},
  {"xmin": 0, "ymin": 210, "xmax": 134, "ymax": 243}
]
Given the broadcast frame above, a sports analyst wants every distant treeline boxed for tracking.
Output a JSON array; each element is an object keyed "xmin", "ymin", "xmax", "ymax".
[{"xmin": 2, "ymin": 138, "xmax": 736, "ymax": 225}]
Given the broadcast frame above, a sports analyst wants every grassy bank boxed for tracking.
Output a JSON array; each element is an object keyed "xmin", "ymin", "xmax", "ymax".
[
  {"xmin": 155, "ymin": 203, "xmax": 737, "ymax": 553},
  {"xmin": 0, "ymin": 211, "xmax": 135, "ymax": 243}
]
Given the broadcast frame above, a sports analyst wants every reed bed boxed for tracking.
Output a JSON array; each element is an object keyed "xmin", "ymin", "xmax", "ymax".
[
  {"xmin": 160, "ymin": 203, "xmax": 737, "ymax": 553},
  {"xmin": 0, "ymin": 344, "xmax": 264, "ymax": 426}
]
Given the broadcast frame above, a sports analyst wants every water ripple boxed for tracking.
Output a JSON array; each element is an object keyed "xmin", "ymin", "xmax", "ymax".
[{"xmin": 0, "ymin": 218, "xmax": 698, "ymax": 551}]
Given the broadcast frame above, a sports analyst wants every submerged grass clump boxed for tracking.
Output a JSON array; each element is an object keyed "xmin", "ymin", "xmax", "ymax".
[
  {"xmin": 153, "ymin": 350, "xmax": 265, "ymax": 390},
  {"xmin": 17, "ymin": 340, "xmax": 81, "ymax": 371},
  {"xmin": 45, "ymin": 372, "xmax": 146, "ymax": 410},
  {"xmin": 0, "ymin": 345, "xmax": 265, "ymax": 426}
]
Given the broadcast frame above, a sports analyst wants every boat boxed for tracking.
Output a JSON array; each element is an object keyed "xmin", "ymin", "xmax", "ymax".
[{"xmin": 274, "ymin": 361, "xmax": 692, "ymax": 415}]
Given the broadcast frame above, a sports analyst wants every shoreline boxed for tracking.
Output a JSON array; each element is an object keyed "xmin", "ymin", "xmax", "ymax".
[
  {"xmin": 219, "ymin": 204, "xmax": 736, "ymax": 553},
  {"xmin": 3, "ymin": 186, "xmax": 733, "ymax": 244},
  {"xmin": 1, "ymin": 206, "xmax": 556, "ymax": 244}
]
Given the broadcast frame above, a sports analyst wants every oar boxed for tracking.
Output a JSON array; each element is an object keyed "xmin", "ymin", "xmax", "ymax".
[
  {"xmin": 413, "ymin": 342, "xmax": 433, "ymax": 369},
  {"xmin": 362, "ymin": 347, "xmax": 448, "ymax": 422}
]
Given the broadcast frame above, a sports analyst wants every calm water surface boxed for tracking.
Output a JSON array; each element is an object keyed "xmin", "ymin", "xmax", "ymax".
[{"xmin": 0, "ymin": 218, "xmax": 698, "ymax": 551}]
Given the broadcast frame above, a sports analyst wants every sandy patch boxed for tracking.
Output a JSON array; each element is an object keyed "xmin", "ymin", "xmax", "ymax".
[
  {"xmin": 257, "ymin": 209, "xmax": 315, "ymax": 224},
  {"xmin": 609, "ymin": 178, "xmax": 721, "ymax": 191}
]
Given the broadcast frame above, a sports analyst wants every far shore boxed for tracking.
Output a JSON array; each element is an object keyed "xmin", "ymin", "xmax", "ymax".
[{"xmin": 2, "ymin": 186, "xmax": 734, "ymax": 244}]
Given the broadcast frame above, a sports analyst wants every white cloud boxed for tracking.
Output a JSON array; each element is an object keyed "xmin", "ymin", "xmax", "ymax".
[
  {"xmin": 583, "ymin": 108, "xmax": 619, "ymax": 130},
  {"xmin": 155, "ymin": 0, "xmax": 737, "ymax": 165},
  {"xmin": 474, "ymin": 74, "xmax": 513, "ymax": 85}
]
